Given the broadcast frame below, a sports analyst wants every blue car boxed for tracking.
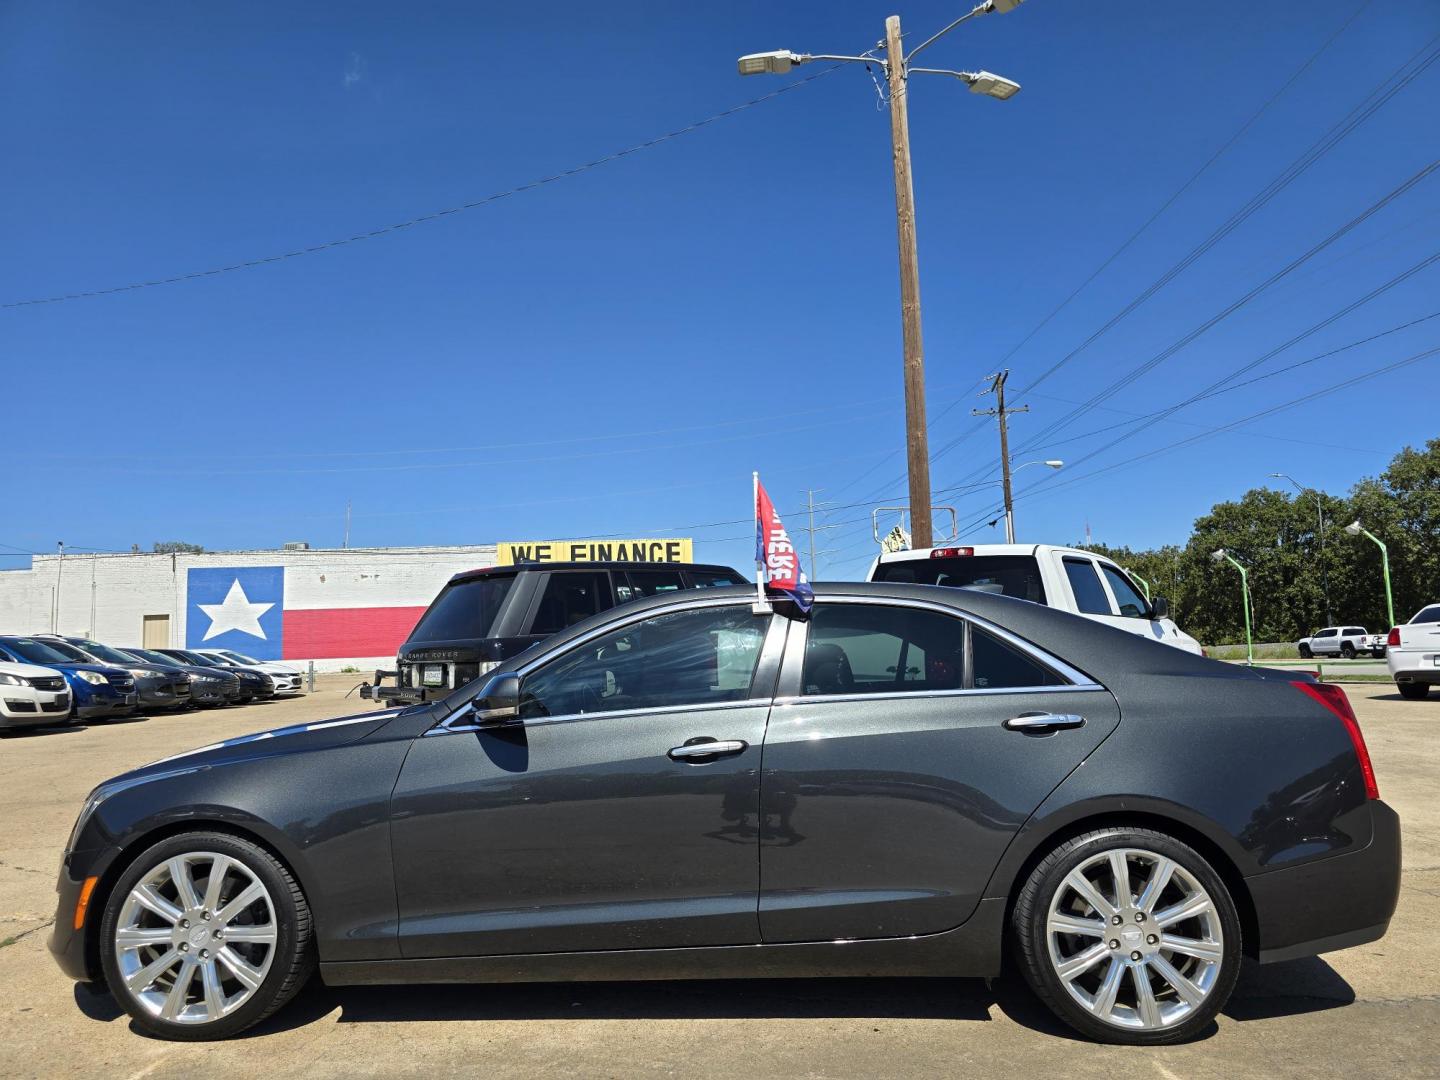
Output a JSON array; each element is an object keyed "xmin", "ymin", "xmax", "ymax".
[{"xmin": 0, "ymin": 636, "xmax": 137, "ymax": 722}]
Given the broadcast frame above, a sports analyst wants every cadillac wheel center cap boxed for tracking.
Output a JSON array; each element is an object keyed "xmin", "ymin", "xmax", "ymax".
[{"xmin": 190, "ymin": 925, "xmax": 211, "ymax": 947}]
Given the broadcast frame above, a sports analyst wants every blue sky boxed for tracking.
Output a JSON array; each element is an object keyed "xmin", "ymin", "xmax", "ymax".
[{"xmin": 3, "ymin": 0, "xmax": 1438, "ymax": 578}]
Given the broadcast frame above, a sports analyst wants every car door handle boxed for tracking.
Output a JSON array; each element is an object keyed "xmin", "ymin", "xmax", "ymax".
[
  {"xmin": 668, "ymin": 739, "xmax": 748, "ymax": 761},
  {"xmin": 1003, "ymin": 712, "xmax": 1086, "ymax": 732}
]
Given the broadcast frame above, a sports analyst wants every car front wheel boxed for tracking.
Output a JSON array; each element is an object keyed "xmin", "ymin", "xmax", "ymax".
[
  {"xmin": 1013, "ymin": 827, "xmax": 1242, "ymax": 1045},
  {"xmin": 99, "ymin": 831, "xmax": 314, "ymax": 1040}
]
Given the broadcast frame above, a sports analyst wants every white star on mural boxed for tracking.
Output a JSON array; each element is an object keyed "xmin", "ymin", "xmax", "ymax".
[{"xmin": 198, "ymin": 579, "xmax": 275, "ymax": 641}]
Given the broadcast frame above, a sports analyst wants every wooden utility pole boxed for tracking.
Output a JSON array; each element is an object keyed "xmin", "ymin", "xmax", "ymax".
[
  {"xmin": 885, "ymin": 14, "xmax": 933, "ymax": 549},
  {"xmin": 973, "ymin": 371, "xmax": 1029, "ymax": 543}
]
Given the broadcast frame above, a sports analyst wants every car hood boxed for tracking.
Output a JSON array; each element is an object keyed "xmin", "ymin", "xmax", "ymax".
[
  {"xmin": 54, "ymin": 662, "xmax": 129, "ymax": 677},
  {"xmin": 108, "ymin": 707, "xmax": 406, "ymax": 787}
]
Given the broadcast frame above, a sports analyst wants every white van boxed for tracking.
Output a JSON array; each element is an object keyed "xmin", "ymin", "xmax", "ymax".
[{"xmin": 865, "ymin": 543, "xmax": 1203, "ymax": 654}]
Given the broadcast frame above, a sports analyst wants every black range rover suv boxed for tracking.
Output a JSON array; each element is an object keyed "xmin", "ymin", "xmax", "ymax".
[{"xmin": 364, "ymin": 560, "xmax": 747, "ymax": 704}]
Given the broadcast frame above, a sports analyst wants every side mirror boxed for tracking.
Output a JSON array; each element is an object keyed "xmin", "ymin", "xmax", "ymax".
[
  {"xmin": 1150, "ymin": 595, "xmax": 1171, "ymax": 620},
  {"xmin": 468, "ymin": 672, "xmax": 520, "ymax": 727}
]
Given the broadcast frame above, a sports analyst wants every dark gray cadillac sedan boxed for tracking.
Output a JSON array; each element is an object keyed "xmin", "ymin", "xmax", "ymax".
[{"xmin": 49, "ymin": 583, "xmax": 1399, "ymax": 1044}]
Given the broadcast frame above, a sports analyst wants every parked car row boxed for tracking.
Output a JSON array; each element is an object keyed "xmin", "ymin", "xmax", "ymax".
[{"xmin": 0, "ymin": 634, "xmax": 303, "ymax": 732}]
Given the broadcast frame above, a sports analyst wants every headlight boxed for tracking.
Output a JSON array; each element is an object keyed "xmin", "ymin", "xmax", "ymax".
[
  {"xmin": 129, "ymin": 668, "xmax": 165, "ymax": 680},
  {"xmin": 0, "ymin": 672, "xmax": 29, "ymax": 687},
  {"xmin": 77, "ymin": 670, "xmax": 108, "ymax": 686}
]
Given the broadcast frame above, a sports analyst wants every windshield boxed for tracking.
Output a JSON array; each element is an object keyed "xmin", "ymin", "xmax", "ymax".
[
  {"xmin": 872, "ymin": 555, "xmax": 1047, "ymax": 604},
  {"xmin": 3, "ymin": 638, "xmax": 85, "ymax": 665},
  {"xmin": 130, "ymin": 649, "xmax": 181, "ymax": 667},
  {"xmin": 408, "ymin": 575, "xmax": 516, "ymax": 643},
  {"xmin": 170, "ymin": 650, "xmax": 211, "ymax": 665},
  {"xmin": 197, "ymin": 652, "xmax": 236, "ymax": 666},
  {"xmin": 71, "ymin": 640, "xmax": 136, "ymax": 665},
  {"xmin": 219, "ymin": 650, "xmax": 259, "ymax": 664}
]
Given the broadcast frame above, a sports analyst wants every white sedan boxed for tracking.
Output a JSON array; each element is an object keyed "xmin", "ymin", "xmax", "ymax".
[
  {"xmin": 193, "ymin": 649, "xmax": 305, "ymax": 694},
  {"xmin": 0, "ymin": 661, "xmax": 74, "ymax": 730},
  {"xmin": 1387, "ymin": 602, "xmax": 1440, "ymax": 700}
]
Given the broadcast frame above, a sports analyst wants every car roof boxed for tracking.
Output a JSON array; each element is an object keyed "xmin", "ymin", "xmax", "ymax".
[
  {"xmin": 874, "ymin": 543, "xmax": 1111, "ymax": 563},
  {"xmin": 447, "ymin": 561, "xmax": 745, "ymax": 584}
]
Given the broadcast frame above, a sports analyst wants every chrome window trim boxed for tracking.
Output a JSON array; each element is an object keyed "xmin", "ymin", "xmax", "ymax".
[
  {"xmin": 791, "ymin": 593, "xmax": 1100, "ymax": 692},
  {"xmin": 772, "ymin": 683, "xmax": 1104, "ymax": 708},
  {"xmin": 431, "ymin": 595, "xmax": 776, "ymax": 735},
  {"xmin": 429, "ymin": 696, "xmax": 769, "ymax": 737}
]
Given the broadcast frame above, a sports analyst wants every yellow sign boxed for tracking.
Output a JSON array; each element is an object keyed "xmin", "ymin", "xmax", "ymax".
[{"xmin": 496, "ymin": 538, "xmax": 694, "ymax": 566}]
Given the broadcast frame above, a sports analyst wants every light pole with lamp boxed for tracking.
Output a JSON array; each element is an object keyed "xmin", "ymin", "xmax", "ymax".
[
  {"xmin": 1269, "ymin": 472, "xmax": 1331, "ymax": 625},
  {"xmin": 739, "ymin": 0, "xmax": 1027, "ymax": 550},
  {"xmin": 1212, "ymin": 548, "xmax": 1253, "ymax": 666},
  {"xmin": 1345, "ymin": 520, "xmax": 1395, "ymax": 630},
  {"xmin": 1001, "ymin": 459, "xmax": 1063, "ymax": 541}
]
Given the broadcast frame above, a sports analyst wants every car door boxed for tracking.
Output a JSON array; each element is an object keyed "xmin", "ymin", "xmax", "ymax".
[
  {"xmin": 757, "ymin": 597, "xmax": 1119, "ymax": 944},
  {"xmin": 1312, "ymin": 628, "xmax": 1337, "ymax": 655},
  {"xmin": 390, "ymin": 600, "xmax": 785, "ymax": 958}
]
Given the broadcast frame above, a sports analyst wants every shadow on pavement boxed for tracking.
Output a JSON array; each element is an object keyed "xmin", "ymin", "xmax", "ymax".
[
  {"xmin": 1223, "ymin": 956, "xmax": 1355, "ymax": 1021},
  {"xmin": 77, "ymin": 959, "xmax": 1355, "ymax": 1041},
  {"xmin": 0, "ymin": 724, "xmax": 84, "ymax": 738}
]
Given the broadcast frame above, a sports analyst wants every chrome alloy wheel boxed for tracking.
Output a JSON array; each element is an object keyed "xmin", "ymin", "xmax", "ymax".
[
  {"xmin": 1045, "ymin": 848, "xmax": 1224, "ymax": 1032},
  {"xmin": 113, "ymin": 852, "xmax": 278, "ymax": 1025}
]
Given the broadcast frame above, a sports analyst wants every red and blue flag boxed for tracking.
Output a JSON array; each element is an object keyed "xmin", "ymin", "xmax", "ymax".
[{"xmin": 755, "ymin": 477, "xmax": 814, "ymax": 612}]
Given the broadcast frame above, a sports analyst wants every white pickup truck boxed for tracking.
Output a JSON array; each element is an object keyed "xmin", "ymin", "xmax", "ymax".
[
  {"xmin": 1296, "ymin": 625, "xmax": 1386, "ymax": 660},
  {"xmin": 865, "ymin": 543, "xmax": 1203, "ymax": 654},
  {"xmin": 1386, "ymin": 602, "xmax": 1440, "ymax": 700}
]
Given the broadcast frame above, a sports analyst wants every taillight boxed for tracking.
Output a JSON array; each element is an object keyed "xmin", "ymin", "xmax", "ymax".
[
  {"xmin": 930, "ymin": 547, "xmax": 974, "ymax": 558},
  {"xmin": 1386, "ymin": 627, "xmax": 1400, "ymax": 647},
  {"xmin": 1292, "ymin": 681, "xmax": 1378, "ymax": 800}
]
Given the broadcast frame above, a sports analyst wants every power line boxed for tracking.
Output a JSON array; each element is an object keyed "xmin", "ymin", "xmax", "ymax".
[
  {"xmin": 1, "ymin": 67, "xmax": 840, "ymax": 311},
  {"xmin": 932, "ymin": 32, "xmax": 1440, "ymax": 494},
  {"xmin": 992, "ymin": 0, "xmax": 1375, "ymax": 372}
]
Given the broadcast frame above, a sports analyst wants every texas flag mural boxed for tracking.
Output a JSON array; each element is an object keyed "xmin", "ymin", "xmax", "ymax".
[{"xmin": 186, "ymin": 566, "xmax": 427, "ymax": 660}]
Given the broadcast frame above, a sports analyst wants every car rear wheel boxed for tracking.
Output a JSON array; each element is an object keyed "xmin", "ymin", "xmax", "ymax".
[
  {"xmin": 1398, "ymin": 682, "xmax": 1430, "ymax": 700},
  {"xmin": 1341, "ymin": 643, "xmax": 1357, "ymax": 659},
  {"xmin": 1013, "ymin": 827, "xmax": 1241, "ymax": 1045},
  {"xmin": 1298, "ymin": 644, "xmax": 1312, "ymax": 659},
  {"xmin": 99, "ymin": 832, "xmax": 314, "ymax": 1040}
]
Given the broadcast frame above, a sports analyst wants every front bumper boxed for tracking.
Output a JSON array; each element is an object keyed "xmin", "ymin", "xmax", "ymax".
[
  {"xmin": 135, "ymin": 677, "xmax": 191, "ymax": 711},
  {"xmin": 0, "ymin": 689, "xmax": 72, "ymax": 727},
  {"xmin": 75, "ymin": 690, "xmax": 138, "ymax": 719},
  {"xmin": 1250, "ymin": 800, "xmax": 1401, "ymax": 964},
  {"xmin": 49, "ymin": 846, "xmax": 120, "ymax": 982}
]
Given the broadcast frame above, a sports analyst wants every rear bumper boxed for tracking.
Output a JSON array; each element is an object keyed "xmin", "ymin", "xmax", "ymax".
[
  {"xmin": 1387, "ymin": 648, "xmax": 1440, "ymax": 683},
  {"xmin": 1250, "ymin": 800, "xmax": 1401, "ymax": 964}
]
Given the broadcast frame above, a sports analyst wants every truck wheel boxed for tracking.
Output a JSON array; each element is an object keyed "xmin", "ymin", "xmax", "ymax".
[
  {"xmin": 1298, "ymin": 644, "xmax": 1312, "ymax": 659},
  {"xmin": 1398, "ymin": 682, "xmax": 1430, "ymax": 701},
  {"xmin": 1340, "ymin": 642, "xmax": 1356, "ymax": 659}
]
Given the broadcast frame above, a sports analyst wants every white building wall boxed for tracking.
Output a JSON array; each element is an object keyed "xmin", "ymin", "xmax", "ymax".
[{"xmin": 0, "ymin": 546, "xmax": 496, "ymax": 672}]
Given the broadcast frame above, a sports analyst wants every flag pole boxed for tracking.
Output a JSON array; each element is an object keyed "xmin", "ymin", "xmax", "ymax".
[{"xmin": 753, "ymin": 471, "xmax": 771, "ymax": 614}]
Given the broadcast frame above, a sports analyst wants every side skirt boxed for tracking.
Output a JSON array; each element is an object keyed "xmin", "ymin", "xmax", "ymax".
[{"xmin": 322, "ymin": 898, "xmax": 1006, "ymax": 987}]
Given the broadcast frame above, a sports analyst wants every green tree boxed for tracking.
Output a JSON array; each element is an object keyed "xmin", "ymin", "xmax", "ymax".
[{"xmin": 152, "ymin": 541, "xmax": 204, "ymax": 554}]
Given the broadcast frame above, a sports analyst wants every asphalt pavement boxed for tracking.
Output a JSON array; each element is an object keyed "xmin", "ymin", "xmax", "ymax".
[{"xmin": 1, "ymin": 676, "xmax": 1435, "ymax": 1079}]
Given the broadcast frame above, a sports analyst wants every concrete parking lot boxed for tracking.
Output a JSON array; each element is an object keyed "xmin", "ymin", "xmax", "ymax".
[{"xmin": 1, "ymin": 678, "xmax": 1436, "ymax": 1079}]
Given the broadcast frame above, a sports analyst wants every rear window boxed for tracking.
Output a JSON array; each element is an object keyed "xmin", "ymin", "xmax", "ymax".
[
  {"xmin": 1412, "ymin": 606, "xmax": 1440, "ymax": 624},
  {"xmin": 872, "ymin": 555, "xmax": 1047, "ymax": 604},
  {"xmin": 409, "ymin": 575, "xmax": 516, "ymax": 643}
]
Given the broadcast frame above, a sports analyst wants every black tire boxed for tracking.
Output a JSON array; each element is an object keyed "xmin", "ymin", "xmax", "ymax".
[
  {"xmin": 98, "ymin": 831, "xmax": 314, "ymax": 1041},
  {"xmin": 1398, "ymin": 682, "xmax": 1430, "ymax": 701},
  {"xmin": 1340, "ymin": 642, "xmax": 1356, "ymax": 659},
  {"xmin": 1012, "ymin": 827, "xmax": 1242, "ymax": 1046},
  {"xmin": 1298, "ymin": 644, "xmax": 1312, "ymax": 659}
]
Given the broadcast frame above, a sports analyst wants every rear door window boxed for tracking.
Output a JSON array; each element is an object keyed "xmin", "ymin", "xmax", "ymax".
[
  {"xmin": 616, "ymin": 570, "xmax": 685, "ymax": 604},
  {"xmin": 529, "ymin": 572, "xmax": 615, "ymax": 636},
  {"xmin": 872, "ymin": 555, "xmax": 1047, "ymax": 603},
  {"xmin": 1063, "ymin": 558, "xmax": 1113, "ymax": 615},
  {"xmin": 802, "ymin": 604, "xmax": 965, "ymax": 695},
  {"xmin": 1099, "ymin": 564, "xmax": 1150, "ymax": 619}
]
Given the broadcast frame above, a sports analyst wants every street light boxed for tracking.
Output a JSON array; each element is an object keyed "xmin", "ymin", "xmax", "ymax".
[
  {"xmin": 999, "ymin": 460, "xmax": 1062, "ymax": 541},
  {"xmin": 1212, "ymin": 548, "xmax": 1253, "ymax": 666},
  {"xmin": 1345, "ymin": 520, "xmax": 1395, "ymax": 630},
  {"xmin": 1269, "ymin": 472, "xmax": 1331, "ymax": 624},
  {"xmin": 738, "ymin": 0, "xmax": 1025, "ymax": 550}
]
